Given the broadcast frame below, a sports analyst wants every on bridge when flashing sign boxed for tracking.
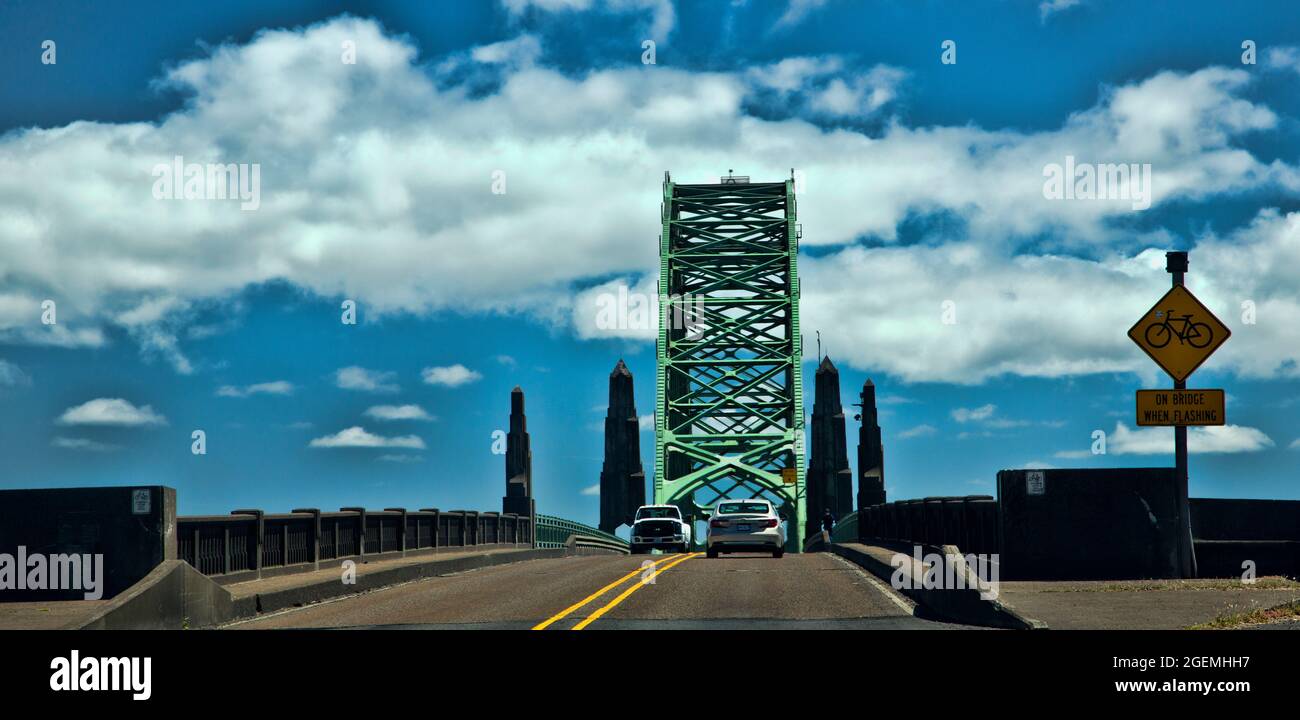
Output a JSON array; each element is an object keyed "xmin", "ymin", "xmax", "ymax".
[{"xmin": 1135, "ymin": 389, "xmax": 1225, "ymax": 427}]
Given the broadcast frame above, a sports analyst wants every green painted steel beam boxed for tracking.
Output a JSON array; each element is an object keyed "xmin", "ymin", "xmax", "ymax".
[{"xmin": 654, "ymin": 176, "xmax": 806, "ymax": 551}]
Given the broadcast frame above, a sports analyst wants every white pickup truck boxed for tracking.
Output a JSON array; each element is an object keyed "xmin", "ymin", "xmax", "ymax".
[{"xmin": 629, "ymin": 505, "xmax": 692, "ymax": 554}]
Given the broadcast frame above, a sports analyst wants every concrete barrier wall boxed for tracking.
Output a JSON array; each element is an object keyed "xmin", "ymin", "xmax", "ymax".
[
  {"xmin": 852, "ymin": 478, "xmax": 1296, "ymax": 581},
  {"xmin": 1190, "ymin": 498, "xmax": 1300, "ymax": 542},
  {"xmin": 998, "ymin": 468, "xmax": 1180, "ymax": 580},
  {"xmin": 0, "ymin": 486, "xmax": 176, "ymax": 601},
  {"xmin": 1190, "ymin": 498, "xmax": 1300, "ymax": 577},
  {"xmin": 78, "ymin": 560, "xmax": 235, "ymax": 630}
]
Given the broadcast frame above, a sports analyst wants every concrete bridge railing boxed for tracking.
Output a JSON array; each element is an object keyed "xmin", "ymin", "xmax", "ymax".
[
  {"xmin": 855, "ymin": 496, "xmax": 1000, "ymax": 555},
  {"xmin": 802, "ymin": 496, "xmax": 1000, "ymax": 555},
  {"xmin": 178, "ymin": 508, "xmax": 533, "ymax": 582}
]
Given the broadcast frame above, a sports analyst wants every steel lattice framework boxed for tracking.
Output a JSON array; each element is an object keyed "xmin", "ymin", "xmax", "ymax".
[{"xmin": 654, "ymin": 174, "xmax": 806, "ymax": 551}]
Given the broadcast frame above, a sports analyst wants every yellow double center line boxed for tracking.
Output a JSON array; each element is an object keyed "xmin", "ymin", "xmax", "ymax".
[{"xmin": 533, "ymin": 552, "xmax": 700, "ymax": 630}]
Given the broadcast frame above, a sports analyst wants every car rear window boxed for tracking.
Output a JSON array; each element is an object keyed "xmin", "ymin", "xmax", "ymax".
[{"xmin": 717, "ymin": 502, "xmax": 770, "ymax": 515}]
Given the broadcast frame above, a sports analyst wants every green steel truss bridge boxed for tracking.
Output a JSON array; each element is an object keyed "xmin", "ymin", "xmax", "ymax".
[{"xmin": 654, "ymin": 173, "xmax": 807, "ymax": 551}]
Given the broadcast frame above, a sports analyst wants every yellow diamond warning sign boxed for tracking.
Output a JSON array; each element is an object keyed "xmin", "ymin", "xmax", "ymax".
[
  {"xmin": 1136, "ymin": 389, "xmax": 1225, "ymax": 427},
  {"xmin": 1127, "ymin": 286, "xmax": 1231, "ymax": 382}
]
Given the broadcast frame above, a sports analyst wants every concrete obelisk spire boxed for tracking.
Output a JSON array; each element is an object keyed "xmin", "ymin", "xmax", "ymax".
[
  {"xmin": 598, "ymin": 359, "xmax": 646, "ymax": 533},
  {"xmin": 857, "ymin": 378, "xmax": 886, "ymax": 512},
  {"xmin": 502, "ymin": 386, "xmax": 535, "ymax": 518},
  {"xmin": 806, "ymin": 356, "xmax": 853, "ymax": 539}
]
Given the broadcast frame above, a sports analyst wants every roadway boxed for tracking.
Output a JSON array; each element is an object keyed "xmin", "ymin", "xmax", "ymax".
[{"xmin": 229, "ymin": 551, "xmax": 977, "ymax": 630}]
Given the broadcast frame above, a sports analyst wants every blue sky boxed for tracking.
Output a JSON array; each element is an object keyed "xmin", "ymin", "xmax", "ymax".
[{"xmin": 1, "ymin": 0, "xmax": 1297, "ymax": 525}]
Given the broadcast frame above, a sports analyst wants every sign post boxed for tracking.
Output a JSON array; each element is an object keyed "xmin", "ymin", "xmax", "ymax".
[{"xmin": 1168, "ymin": 252, "xmax": 1194, "ymax": 578}]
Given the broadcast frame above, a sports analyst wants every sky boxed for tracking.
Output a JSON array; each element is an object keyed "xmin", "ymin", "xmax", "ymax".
[{"xmin": 0, "ymin": 0, "xmax": 1297, "ymax": 527}]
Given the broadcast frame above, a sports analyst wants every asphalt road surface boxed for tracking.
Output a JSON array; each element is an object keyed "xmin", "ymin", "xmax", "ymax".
[{"xmin": 230, "ymin": 551, "xmax": 976, "ymax": 630}]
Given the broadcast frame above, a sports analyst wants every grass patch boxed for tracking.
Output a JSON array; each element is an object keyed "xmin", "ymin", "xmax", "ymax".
[{"xmin": 1188, "ymin": 600, "xmax": 1300, "ymax": 630}]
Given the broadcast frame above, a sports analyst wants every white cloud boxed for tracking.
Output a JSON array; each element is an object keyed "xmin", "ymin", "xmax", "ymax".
[
  {"xmin": 747, "ymin": 56, "xmax": 843, "ymax": 93},
  {"xmin": 952, "ymin": 404, "xmax": 997, "ymax": 423},
  {"xmin": 1265, "ymin": 46, "xmax": 1300, "ymax": 74},
  {"xmin": 802, "ymin": 209, "xmax": 1300, "ymax": 382},
  {"xmin": 639, "ymin": 414, "xmax": 655, "ymax": 431},
  {"xmin": 335, "ymin": 366, "xmax": 399, "ymax": 393},
  {"xmin": 115, "ymin": 297, "xmax": 195, "ymax": 374},
  {"xmin": 421, "ymin": 364, "xmax": 482, "ymax": 387},
  {"xmin": 364, "ymin": 404, "xmax": 434, "ymax": 421},
  {"xmin": 378, "ymin": 453, "xmax": 423, "ymax": 463},
  {"xmin": 217, "ymin": 380, "xmax": 294, "ymax": 397},
  {"xmin": 1039, "ymin": 0, "xmax": 1082, "ymax": 22},
  {"xmin": 0, "ymin": 18, "xmax": 1296, "ymax": 385},
  {"xmin": 774, "ymin": 0, "xmax": 830, "ymax": 30},
  {"xmin": 808, "ymin": 66, "xmax": 905, "ymax": 118},
  {"xmin": 747, "ymin": 57, "xmax": 905, "ymax": 119},
  {"xmin": 580, "ymin": 483, "xmax": 601, "ymax": 496},
  {"xmin": 57, "ymin": 398, "xmax": 166, "ymax": 426},
  {"xmin": 495, "ymin": 354, "xmax": 518, "ymax": 367},
  {"xmin": 1289, "ymin": 438, "xmax": 1300, "ymax": 450},
  {"xmin": 470, "ymin": 34, "xmax": 542, "ymax": 67},
  {"xmin": 501, "ymin": 0, "xmax": 590, "ymax": 9},
  {"xmin": 502, "ymin": 0, "xmax": 675, "ymax": 41},
  {"xmin": 0, "ymin": 360, "xmax": 31, "ymax": 387},
  {"xmin": 309, "ymin": 426, "xmax": 425, "ymax": 449},
  {"xmin": 51, "ymin": 437, "xmax": 121, "ymax": 452},
  {"xmin": 1022, "ymin": 460, "xmax": 1058, "ymax": 469},
  {"xmin": 897, "ymin": 424, "xmax": 936, "ymax": 439},
  {"xmin": 1108, "ymin": 422, "xmax": 1275, "ymax": 455}
]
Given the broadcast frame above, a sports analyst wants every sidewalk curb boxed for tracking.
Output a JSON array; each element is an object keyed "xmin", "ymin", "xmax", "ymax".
[{"xmin": 828, "ymin": 542, "xmax": 1049, "ymax": 630}]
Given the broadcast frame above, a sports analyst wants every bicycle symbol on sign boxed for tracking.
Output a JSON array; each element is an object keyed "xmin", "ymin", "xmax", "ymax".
[{"xmin": 1143, "ymin": 309, "xmax": 1213, "ymax": 349}]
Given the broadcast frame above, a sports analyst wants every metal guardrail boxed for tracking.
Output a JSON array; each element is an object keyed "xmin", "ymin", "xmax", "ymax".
[
  {"xmin": 830, "ymin": 511, "xmax": 858, "ymax": 543},
  {"xmin": 535, "ymin": 514, "xmax": 629, "ymax": 553},
  {"xmin": 178, "ymin": 507, "xmax": 533, "ymax": 578},
  {"xmin": 802, "ymin": 512, "xmax": 859, "ymax": 551}
]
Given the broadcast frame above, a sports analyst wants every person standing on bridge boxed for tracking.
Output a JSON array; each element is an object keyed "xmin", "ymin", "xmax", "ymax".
[{"xmin": 821, "ymin": 508, "xmax": 835, "ymax": 535}]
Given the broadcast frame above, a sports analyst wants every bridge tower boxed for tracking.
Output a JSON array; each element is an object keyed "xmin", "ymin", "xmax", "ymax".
[{"xmin": 654, "ymin": 172, "xmax": 807, "ymax": 551}]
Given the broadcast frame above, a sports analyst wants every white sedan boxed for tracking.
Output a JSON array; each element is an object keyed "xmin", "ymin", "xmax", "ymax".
[{"xmin": 705, "ymin": 499, "xmax": 786, "ymax": 558}]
